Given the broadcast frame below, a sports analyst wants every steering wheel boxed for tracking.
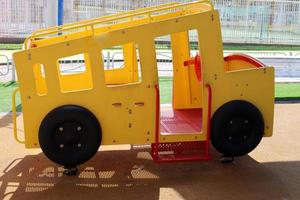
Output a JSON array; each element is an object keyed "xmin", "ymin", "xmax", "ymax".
[{"xmin": 184, "ymin": 54, "xmax": 202, "ymax": 82}]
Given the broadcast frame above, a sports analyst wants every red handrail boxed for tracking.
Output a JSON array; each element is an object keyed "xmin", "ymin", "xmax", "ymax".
[
  {"xmin": 205, "ymin": 84, "xmax": 212, "ymax": 156},
  {"xmin": 154, "ymin": 84, "xmax": 160, "ymax": 160}
]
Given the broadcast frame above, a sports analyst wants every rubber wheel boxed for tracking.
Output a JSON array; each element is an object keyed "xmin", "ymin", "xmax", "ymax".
[
  {"xmin": 211, "ymin": 100, "xmax": 264, "ymax": 156},
  {"xmin": 39, "ymin": 105, "xmax": 102, "ymax": 167}
]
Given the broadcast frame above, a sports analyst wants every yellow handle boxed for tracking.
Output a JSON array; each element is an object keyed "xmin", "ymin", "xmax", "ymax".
[{"xmin": 12, "ymin": 88, "xmax": 25, "ymax": 144}]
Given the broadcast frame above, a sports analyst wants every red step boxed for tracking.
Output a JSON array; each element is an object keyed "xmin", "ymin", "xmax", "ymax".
[{"xmin": 151, "ymin": 141, "xmax": 211, "ymax": 163}]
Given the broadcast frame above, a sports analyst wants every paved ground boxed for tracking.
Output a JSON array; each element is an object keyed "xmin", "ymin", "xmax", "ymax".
[{"xmin": 0, "ymin": 103, "xmax": 299, "ymax": 200}]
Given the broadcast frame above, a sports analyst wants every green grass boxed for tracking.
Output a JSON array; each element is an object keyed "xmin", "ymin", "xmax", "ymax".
[
  {"xmin": 159, "ymin": 77, "xmax": 173, "ymax": 104},
  {"xmin": 0, "ymin": 80, "xmax": 299, "ymax": 113},
  {"xmin": 0, "ymin": 82, "xmax": 21, "ymax": 112},
  {"xmin": 0, "ymin": 43, "xmax": 23, "ymax": 50},
  {"xmin": 275, "ymin": 83, "xmax": 300, "ymax": 101}
]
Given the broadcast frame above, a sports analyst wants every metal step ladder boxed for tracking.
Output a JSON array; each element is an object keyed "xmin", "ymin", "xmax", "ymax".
[{"xmin": 151, "ymin": 84, "xmax": 212, "ymax": 163}]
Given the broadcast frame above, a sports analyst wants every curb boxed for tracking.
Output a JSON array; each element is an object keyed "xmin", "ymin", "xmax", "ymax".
[{"xmin": 275, "ymin": 97, "xmax": 300, "ymax": 103}]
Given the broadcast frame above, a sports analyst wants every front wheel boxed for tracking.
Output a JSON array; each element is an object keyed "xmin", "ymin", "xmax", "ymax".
[
  {"xmin": 39, "ymin": 105, "xmax": 102, "ymax": 167},
  {"xmin": 211, "ymin": 100, "xmax": 264, "ymax": 157}
]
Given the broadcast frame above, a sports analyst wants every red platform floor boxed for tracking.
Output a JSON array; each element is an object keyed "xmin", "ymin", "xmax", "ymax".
[{"xmin": 160, "ymin": 107, "xmax": 203, "ymax": 135}]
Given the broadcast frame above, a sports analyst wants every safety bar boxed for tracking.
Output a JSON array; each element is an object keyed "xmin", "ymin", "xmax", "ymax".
[
  {"xmin": 30, "ymin": 2, "xmax": 180, "ymax": 37},
  {"xmin": 25, "ymin": 2, "xmax": 180, "ymax": 48},
  {"xmin": 25, "ymin": 0, "xmax": 213, "ymax": 49},
  {"xmin": 12, "ymin": 88, "xmax": 25, "ymax": 144}
]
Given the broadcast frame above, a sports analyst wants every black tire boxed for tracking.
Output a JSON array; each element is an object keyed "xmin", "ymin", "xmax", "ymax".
[
  {"xmin": 39, "ymin": 105, "xmax": 102, "ymax": 167},
  {"xmin": 211, "ymin": 100, "xmax": 264, "ymax": 157}
]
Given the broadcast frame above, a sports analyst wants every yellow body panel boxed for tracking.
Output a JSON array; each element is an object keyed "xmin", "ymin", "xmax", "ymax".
[{"xmin": 13, "ymin": 0, "xmax": 274, "ymax": 148}]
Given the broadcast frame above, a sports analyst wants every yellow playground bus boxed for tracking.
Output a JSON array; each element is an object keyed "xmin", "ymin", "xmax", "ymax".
[{"xmin": 12, "ymin": 0, "xmax": 274, "ymax": 174}]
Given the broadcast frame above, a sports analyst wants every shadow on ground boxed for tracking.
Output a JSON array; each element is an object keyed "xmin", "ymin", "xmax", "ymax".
[
  {"xmin": 0, "ymin": 148, "xmax": 297, "ymax": 200},
  {"xmin": 0, "ymin": 104, "xmax": 21, "ymax": 127}
]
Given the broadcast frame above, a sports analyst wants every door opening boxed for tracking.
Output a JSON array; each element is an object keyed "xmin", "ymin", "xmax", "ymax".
[{"xmin": 155, "ymin": 30, "xmax": 203, "ymax": 136}]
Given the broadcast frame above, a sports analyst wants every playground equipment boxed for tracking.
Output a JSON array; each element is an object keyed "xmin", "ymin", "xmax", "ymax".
[{"xmin": 12, "ymin": 0, "xmax": 274, "ymax": 172}]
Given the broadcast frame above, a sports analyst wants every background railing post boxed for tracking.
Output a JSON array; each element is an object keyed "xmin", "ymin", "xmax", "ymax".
[{"xmin": 58, "ymin": 0, "xmax": 64, "ymax": 26}]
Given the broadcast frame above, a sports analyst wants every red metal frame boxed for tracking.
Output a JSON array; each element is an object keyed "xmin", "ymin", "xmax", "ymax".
[
  {"xmin": 153, "ymin": 84, "xmax": 160, "ymax": 161},
  {"xmin": 205, "ymin": 84, "xmax": 212, "ymax": 157},
  {"xmin": 152, "ymin": 84, "xmax": 212, "ymax": 163},
  {"xmin": 224, "ymin": 53, "xmax": 265, "ymax": 68}
]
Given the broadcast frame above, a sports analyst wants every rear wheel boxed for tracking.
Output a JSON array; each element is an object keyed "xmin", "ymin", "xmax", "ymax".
[
  {"xmin": 39, "ymin": 105, "xmax": 102, "ymax": 167},
  {"xmin": 211, "ymin": 100, "xmax": 264, "ymax": 157}
]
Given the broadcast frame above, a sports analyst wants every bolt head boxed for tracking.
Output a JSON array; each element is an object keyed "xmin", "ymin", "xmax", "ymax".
[
  {"xmin": 59, "ymin": 127, "xmax": 63, "ymax": 132},
  {"xmin": 77, "ymin": 143, "xmax": 82, "ymax": 148},
  {"xmin": 228, "ymin": 136, "xmax": 232, "ymax": 140},
  {"xmin": 60, "ymin": 144, "xmax": 64, "ymax": 148},
  {"xmin": 77, "ymin": 126, "xmax": 82, "ymax": 131}
]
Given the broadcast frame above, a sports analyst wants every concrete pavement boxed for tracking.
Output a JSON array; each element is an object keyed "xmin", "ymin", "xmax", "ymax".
[{"xmin": 0, "ymin": 103, "xmax": 299, "ymax": 200}]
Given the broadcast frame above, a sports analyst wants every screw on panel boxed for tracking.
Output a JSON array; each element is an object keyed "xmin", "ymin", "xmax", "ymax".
[
  {"xmin": 147, "ymin": 131, "xmax": 150, "ymax": 135},
  {"xmin": 60, "ymin": 144, "xmax": 64, "ymax": 148},
  {"xmin": 214, "ymin": 74, "xmax": 217, "ymax": 80},
  {"xmin": 77, "ymin": 143, "xmax": 82, "ymax": 148},
  {"xmin": 122, "ymin": 30, "xmax": 125, "ymax": 34},
  {"xmin": 59, "ymin": 127, "xmax": 64, "ymax": 132},
  {"xmin": 66, "ymin": 42, "xmax": 70, "ymax": 46},
  {"xmin": 77, "ymin": 126, "xmax": 82, "ymax": 131},
  {"xmin": 129, "ymin": 123, "xmax": 132, "ymax": 128},
  {"xmin": 27, "ymin": 96, "xmax": 31, "ymax": 100},
  {"xmin": 175, "ymin": 19, "xmax": 179, "ymax": 23},
  {"xmin": 28, "ymin": 53, "xmax": 32, "ymax": 60},
  {"xmin": 211, "ymin": 14, "xmax": 214, "ymax": 21},
  {"xmin": 129, "ymin": 109, "xmax": 132, "ymax": 114},
  {"xmin": 113, "ymin": 140, "xmax": 116, "ymax": 143}
]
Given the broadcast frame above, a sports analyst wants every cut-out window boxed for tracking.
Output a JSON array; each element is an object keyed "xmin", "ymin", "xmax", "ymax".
[
  {"xmin": 101, "ymin": 43, "xmax": 141, "ymax": 86},
  {"xmin": 58, "ymin": 54, "xmax": 86, "ymax": 75},
  {"xmin": 188, "ymin": 29, "xmax": 200, "ymax": 57},
  {"xmin": 155, "ymin": 35, "xmax": 173, "ymax": 103},
  {"xmin": 57, "ymin": 53, "xmax": 93, "ymax": 93},
  {"xmin": 33, "ymin": 64, "xmax": 47, "ymax": 96}
]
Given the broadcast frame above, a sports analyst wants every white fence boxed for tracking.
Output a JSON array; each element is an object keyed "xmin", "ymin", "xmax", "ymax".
[{"xmin": 0, "ymin": 0, "xmax": 300, "ymax": 45}]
